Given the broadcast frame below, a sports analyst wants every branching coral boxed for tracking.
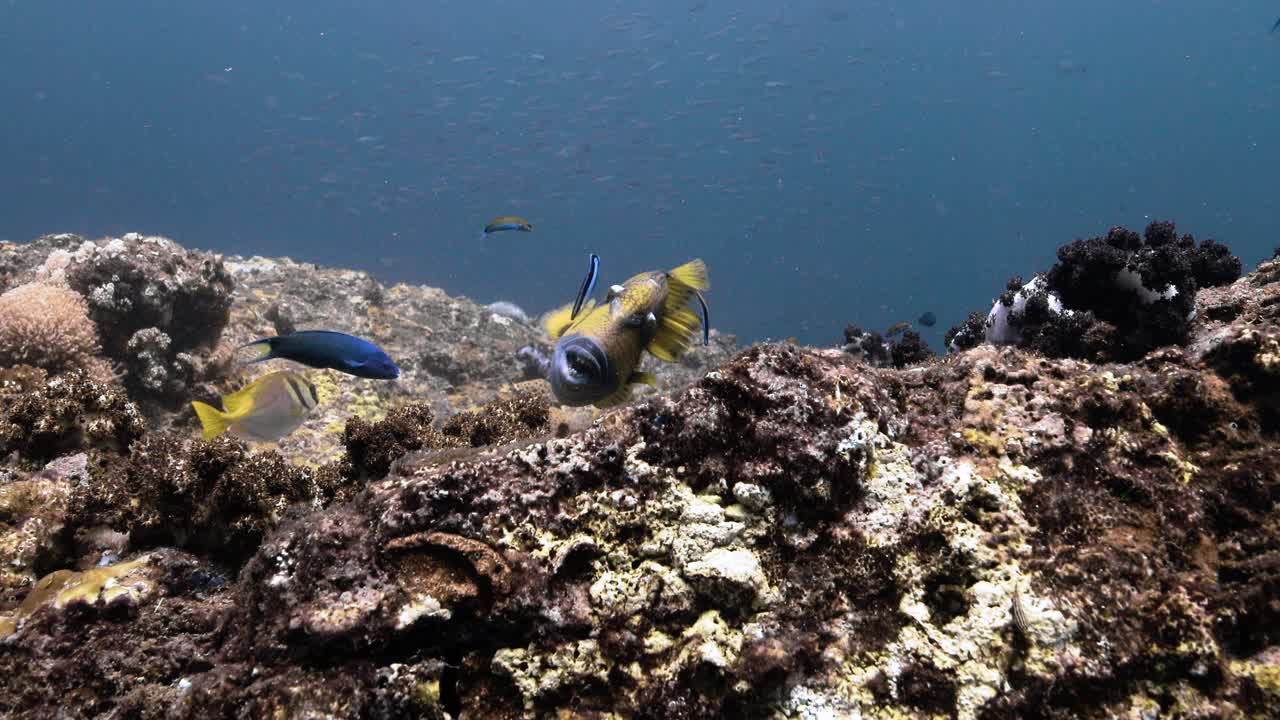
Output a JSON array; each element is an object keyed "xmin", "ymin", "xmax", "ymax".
[
  {"xmin": 58, "ymin": 233, "xmax": 235, "ymax": 408},
  {"xmin": 0, "ymin": 367, "xmax": 144, "ymax": 464}
]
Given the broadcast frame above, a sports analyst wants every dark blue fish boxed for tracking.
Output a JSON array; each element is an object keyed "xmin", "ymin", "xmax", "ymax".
[
  {"xmin": 918, "ymin": 311, "xmax": 937, "ymax": 327},
  {"xmin": 1273, "ymin": 16, "xmax": 1280, "ymax": 33},
  {"xmin": 239, "ymin": 330, "xmax": 400, "ymax": 379},
  {"xmin": 572, "ymin": 253, "xmax": 600, "ymax": 321}
]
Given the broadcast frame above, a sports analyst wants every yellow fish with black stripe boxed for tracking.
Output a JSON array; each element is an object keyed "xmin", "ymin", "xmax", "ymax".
[
  {"xmin": 190, "ymin": 370, "xmax": 319, "ymax": 442},
  {"xmin": 543, "ymin": 256, "xmax": 710, "ymax": 408}
]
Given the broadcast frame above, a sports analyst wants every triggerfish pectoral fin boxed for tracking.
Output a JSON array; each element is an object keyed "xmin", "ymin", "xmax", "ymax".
[
  {"xmin": 572, "ymin": 253, "xmax": 600, "ymax": 321},
  {"xmin": 647, "ymin": 259, "xmax": 711, "ymax": 362},
  {"xmin": 647, "ymin": 307, "xmax": 702, "ymax": 362},
  {"xmin": 191, "ymin": 401, "xmax": 231, "ymax": 440}
]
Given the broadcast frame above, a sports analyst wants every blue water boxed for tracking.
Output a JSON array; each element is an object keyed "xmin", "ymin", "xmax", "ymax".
[{"xmin": 2, "ymin": 1, "xmax": 1277, "ymax": 346}]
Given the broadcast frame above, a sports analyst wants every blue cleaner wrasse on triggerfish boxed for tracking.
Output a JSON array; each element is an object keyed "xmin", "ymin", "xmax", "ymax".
[
  {"xmin": 237, "ymin": 330, "xmax": 399, "ymax": 379},
  {"xmin": 191, "ymin": 370, "xmax": 319, "ymax": 442},
  {"xmin": 572, "ymin": 253, "xmax": 601, "ymax": 321},
  {"xmin": 483, "ymin": 216, "xmax": 534, "ymax": 235},
  {"xmin": 542, "ymin": 257, "xmax": 710, "ymax": 408}
]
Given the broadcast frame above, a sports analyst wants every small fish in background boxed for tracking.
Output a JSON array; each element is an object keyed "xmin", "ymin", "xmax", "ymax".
[
  {"xmin": 543, "ymin": 258, "xmax": 710, "ymax": 408},
  {"xmin": 1273, "ymin": 17, "xmax": 1280, "ymax": 33},
  {"xmin": 1055, "ymin": 58, "xmax": 1088, "ymax": 74},
  {"xmin": 483, "ymin": 216, "xmax": 534, "ymax": 236},
  {"xmin": 918, "ymin": 311, "xmax": 937, "ymax": 328},
  {"xmin": 886, "ymin": 321, "xmax": 912, "ymax": 338},
  {"xmin": 191, "ymin": 370, "xmax": 319, "ymax": 442},
  {"xmin": 238, "ymin": 330, "xmax": 400, "ymax": 379}
]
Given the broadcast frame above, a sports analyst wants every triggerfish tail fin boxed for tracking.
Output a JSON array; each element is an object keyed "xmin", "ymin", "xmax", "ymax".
[
  {"xmin": 647, "ymin": 259, "xmax": 710, "ymax": 362},
  {"xmin": 191, "ymin": 401, "xmax": 231, "ymax": 440},
  {"xmin": 237, "ymin": 338, "xmax": 277, "ymax": 364},
  {"xmin": 695, "ymin": 291, "xmax": 710, "ymax": 346},
  {"xmin": 571, "ymin": 253, "xmax": 600, "ymax": 321}
]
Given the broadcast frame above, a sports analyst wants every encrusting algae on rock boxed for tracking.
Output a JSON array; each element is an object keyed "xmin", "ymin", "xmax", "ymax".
[
  {"xmin": 0, "ymin": 555, "xmax": 155, "ymax": 636},
  {"xmin": 0, "ymin": 232, "xmax": 1277, "ymax": 718}
]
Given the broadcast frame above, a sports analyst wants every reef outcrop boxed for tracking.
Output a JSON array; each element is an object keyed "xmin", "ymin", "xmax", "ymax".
[
  {"xmin": 1, "ymin": 232, "xmax": 1278, "ymax": 719},
  {"xmin": 946, "ymin": 221, "xmax": 1243, "ymax": 362},
  {"xmin": 0, "ymin": 232, "xmax": 235, "ymax": 412}
]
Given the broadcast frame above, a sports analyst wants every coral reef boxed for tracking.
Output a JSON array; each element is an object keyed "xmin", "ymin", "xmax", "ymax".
[
  {"xmin": 2, "ymin": 232, "xmax": 236, "ymax": 410},
  {"xmin": 64, "ymin": 433, "xmax": 348, "ymax": 567},
  {"xmin": 842, "ymin": 324, "xmax": 936, "ymax": 368},
  {"xmin": 947, "ymin": 221, "xmax": 1243, "ymax": 361},
  {"xmin": 1, "ymin": 233, "xmax": 1277, "ymax": 718},
  {"xmin": 334, "ymin": 386, "xmax": 551, "ymax": 483},
  {"xmin": 0, "ymin": 282, "xmax": 113, "ymax": 381},
  {"xmin": 0, "ymin": 548, "xmax": 232, "ymax": 718},
  {"xmin": 0, "ymin": 367, "xmax": 145, "ymax": 464}
]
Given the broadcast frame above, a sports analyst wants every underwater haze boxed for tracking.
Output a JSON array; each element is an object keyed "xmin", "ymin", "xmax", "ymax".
[{"xmin": 1, "ymin": 0, "xmax": 1277, "ymax": 346}]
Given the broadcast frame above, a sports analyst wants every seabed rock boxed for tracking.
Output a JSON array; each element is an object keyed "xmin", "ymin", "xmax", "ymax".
[{"xmin": 0, "ymin": 235, "xmax": 1277, "ymax": 718}]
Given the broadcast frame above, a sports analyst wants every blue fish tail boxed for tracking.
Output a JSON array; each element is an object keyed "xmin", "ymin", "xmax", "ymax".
[{"xmin": 237, "ymin": 338, "xmax": 277, "ymax": 363}]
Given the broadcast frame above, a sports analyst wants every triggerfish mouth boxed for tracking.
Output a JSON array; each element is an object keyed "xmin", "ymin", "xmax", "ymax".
[
  {"xmin": 483, "ymin": 216, "xmax": 534, "ymax": 235},
  {"xmin": 543, "ymin": 257, "xmax": 710, "ymax": 408}
]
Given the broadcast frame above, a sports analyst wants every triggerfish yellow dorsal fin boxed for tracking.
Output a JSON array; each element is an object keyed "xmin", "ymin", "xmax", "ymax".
[
  {"xmin": 544, "ymin": 299, "xmax": 597, "ymax": 340},
  {"xmin": 646, "ymin": 259, "xmax": 711, "ymax": 362}
]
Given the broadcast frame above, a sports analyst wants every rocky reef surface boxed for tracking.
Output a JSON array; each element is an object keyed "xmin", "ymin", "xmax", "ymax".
[{"xmin": 1, "ymin": 231, "xmax": 1278, "ymax": 718}]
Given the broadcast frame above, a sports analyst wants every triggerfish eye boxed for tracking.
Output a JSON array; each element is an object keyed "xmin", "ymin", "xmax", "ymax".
[{"xmin": 548, "ymin": 336, "xmax": 615, "ymax": 407}]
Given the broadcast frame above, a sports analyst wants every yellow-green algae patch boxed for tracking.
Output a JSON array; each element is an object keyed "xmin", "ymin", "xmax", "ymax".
[{"xmin": 0, "ymin": 555, "xmax": 155, "ymax": 636}]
